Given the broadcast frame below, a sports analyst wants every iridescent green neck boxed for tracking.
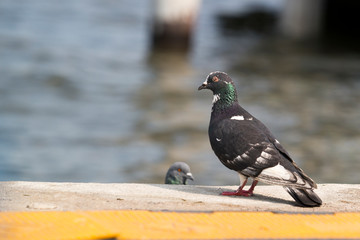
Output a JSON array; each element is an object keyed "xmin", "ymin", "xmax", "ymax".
[
  {"xmin": 212, "ymin": 83, "xmax": 238, "ymax": 111},
  {"xmin": 168, "ymin": 178, "xmax": 182, "ymax": 184},
  {"xmin": 166, "ymin": 174, "xmax": 184, "ymax": 184}
]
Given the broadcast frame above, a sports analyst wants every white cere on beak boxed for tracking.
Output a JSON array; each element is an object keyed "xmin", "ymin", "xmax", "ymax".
[{"xmin": 186, "ymin": 172, "xmax": 194, "ymax": 180}]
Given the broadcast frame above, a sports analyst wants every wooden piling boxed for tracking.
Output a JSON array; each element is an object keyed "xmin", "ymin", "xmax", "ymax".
[{"xmin": 151, "ymin": 0, "xmax": 201, "ymax": 51}]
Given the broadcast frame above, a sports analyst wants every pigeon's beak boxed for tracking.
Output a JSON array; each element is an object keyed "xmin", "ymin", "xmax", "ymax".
[
  {"xmin": 186, "ymin": 172, "xmax": 194, "ymax": 181},
  {"xmin": 198, "ymin": 81, "xmax": 208, "ymax": 90}
]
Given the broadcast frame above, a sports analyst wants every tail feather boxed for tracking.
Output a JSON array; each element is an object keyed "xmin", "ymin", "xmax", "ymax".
[{"xmin": 284, "ymin": 187, "xmax": 322, "ymax": 207}]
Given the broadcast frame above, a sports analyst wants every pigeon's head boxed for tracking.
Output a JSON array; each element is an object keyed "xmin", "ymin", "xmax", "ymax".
[
  {"xmin": 198, "ymin": 71, "xmax": 235, "ymax": 92},
  {"xmin": 198, "ymin": 71, "xmax": 237, "ymax": 106},
  {"xmin": 165, "ymin": 162, "xmax": 194, "ymax": 185}
]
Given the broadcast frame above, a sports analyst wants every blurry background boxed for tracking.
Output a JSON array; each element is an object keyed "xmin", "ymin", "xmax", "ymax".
[{"xmin": 0, "ymin": 0, "xmax": 359, "ymax": 185}]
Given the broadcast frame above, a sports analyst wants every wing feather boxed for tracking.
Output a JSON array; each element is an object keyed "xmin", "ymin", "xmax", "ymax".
[{"xmin": 209, "ymin": 118, "xmax": 315, "ymax": 188}]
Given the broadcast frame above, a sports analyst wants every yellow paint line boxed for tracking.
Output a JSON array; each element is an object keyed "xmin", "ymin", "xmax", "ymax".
[{"xmin": 1, "ymin": 211, "xmax": 360, "ymax": 239}]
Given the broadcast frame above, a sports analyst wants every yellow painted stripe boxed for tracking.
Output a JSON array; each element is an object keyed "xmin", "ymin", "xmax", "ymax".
[{"xmin": 1, "ymin": 211, "xmax": 360, "ymax": 239}]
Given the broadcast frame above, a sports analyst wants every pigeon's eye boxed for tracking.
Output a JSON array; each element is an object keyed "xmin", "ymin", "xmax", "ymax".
[
  {"xmin": 212, "ymin": 76, "xmax": 219, "ymax": 82},
  {"xmin": 177, "ymin": 168, "xmax": 182, "ymax": 172}
]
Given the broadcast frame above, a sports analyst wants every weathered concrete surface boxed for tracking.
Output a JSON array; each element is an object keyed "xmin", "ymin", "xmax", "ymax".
[{"xmin": 1, "ymin": 182, "xmax": 359, "ymax": 212}]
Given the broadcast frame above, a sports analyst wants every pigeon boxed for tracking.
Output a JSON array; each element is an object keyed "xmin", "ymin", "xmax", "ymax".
[
  {"xmin": 165, "ymin": 162, "xmax": 194, "ymax": 185},
  {"xmin": 198, "ymin": 71, "xmax": 322, "ymax": 207}
]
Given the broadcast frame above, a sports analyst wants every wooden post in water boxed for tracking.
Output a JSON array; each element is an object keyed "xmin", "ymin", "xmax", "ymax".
[
  {"xmin": 151, "ymin": 0, "xmax": 201, "ymax": 51},
  {"xmin": 280, "ymin": 0, "xmax": 324, "ymax": 40}
]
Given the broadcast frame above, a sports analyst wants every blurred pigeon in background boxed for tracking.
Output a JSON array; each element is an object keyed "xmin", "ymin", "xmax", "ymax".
[{"xmin": 165, "ymin": 162, "xmax": 194, "ymax": 185}]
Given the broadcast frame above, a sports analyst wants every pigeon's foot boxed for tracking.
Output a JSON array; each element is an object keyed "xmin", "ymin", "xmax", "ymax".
[
  {"xmin": 221, "ymin": 189, "xmax": 253, "ymax": 196},
  {"xmin": 221, "ymin": 180, "xmax": 258, "ymax": 197}
]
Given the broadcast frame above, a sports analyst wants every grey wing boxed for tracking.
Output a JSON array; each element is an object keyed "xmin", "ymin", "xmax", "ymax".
[
  {"xmin": 252, "ymin": 118, "xmax": 293, "ymax": 161},
  {"xmin": 252, "ymin": 119, "xmax": 317, "ymax": 188},
  {"xmin": 211, "ymin": 119, "xmax": 280, "ymax": 176},
  {"xmin": 213, "ymin": 119, "xmax": 314, "ymax": 188}
]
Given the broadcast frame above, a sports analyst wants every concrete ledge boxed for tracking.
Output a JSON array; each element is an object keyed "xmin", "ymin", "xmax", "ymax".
[{"xmin": 1, "ymin": 182, "xmax": 359, "ymax": 212}]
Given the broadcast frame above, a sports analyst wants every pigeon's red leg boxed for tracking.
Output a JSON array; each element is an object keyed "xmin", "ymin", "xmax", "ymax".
[
  {"xmin": 221, "ymin": 179, "xmax": 249, "ymax": 196},
  {"xmin": 221, "ymin": 180, "xmax": 258, "ymax": 197},
  {"xmin": 242, "ymin": 180, "xmax": 258, "ymax": 196}
]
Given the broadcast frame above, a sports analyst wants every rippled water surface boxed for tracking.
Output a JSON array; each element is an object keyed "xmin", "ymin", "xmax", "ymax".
[{"xmin": 1, "ymin": 0, "xmax": 359, "ymax": 185}]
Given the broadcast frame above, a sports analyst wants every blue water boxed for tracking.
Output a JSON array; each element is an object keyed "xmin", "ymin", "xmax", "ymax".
[{"xmin": 1, "ymin": 0, "xmax": 359, "ymax": 185}]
